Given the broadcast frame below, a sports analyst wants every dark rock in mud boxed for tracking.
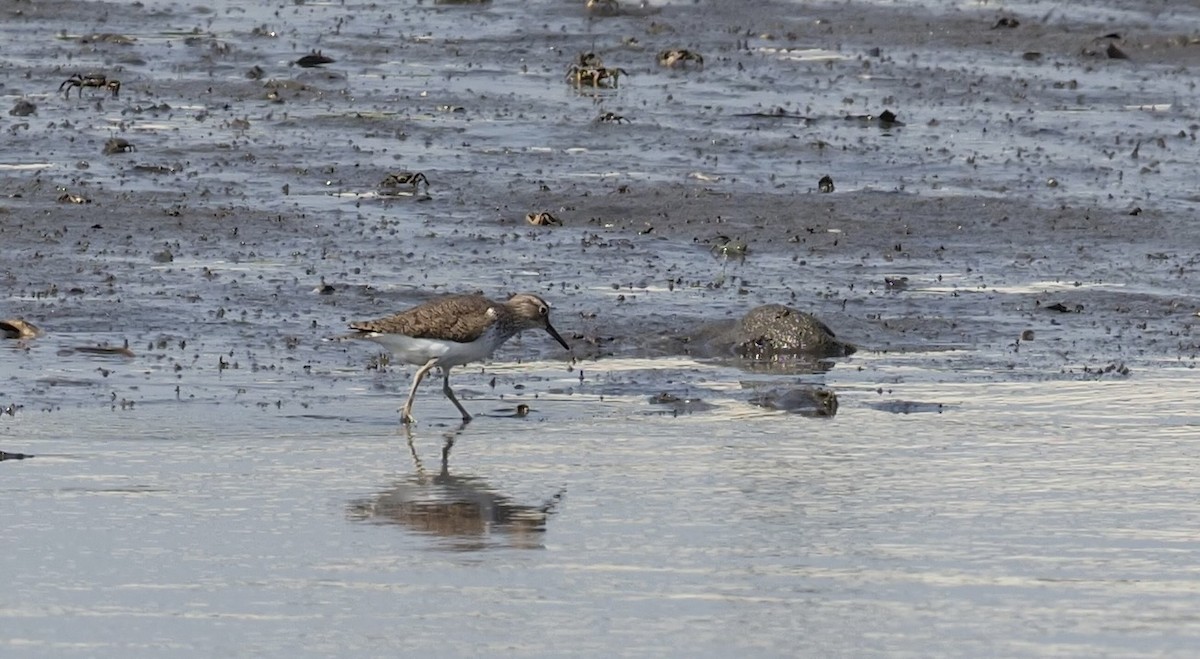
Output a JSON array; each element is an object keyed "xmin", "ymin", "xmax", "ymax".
[
  {"xmin": 648, "ymin": 392, "xmax": 716, "ymax": 415},
  {"xmin": 123, "ymin": 103, "xmax": 172, "ymax": 116},
  {"xmin": 844, "ymin": 109, "xmax": 903, "ymax": 128},
  {"xmin": 866, "ymin": 400, "xmax": 945, "ymax": 414},
  {"xmin": 132, "ymin": 164, "xmax": 181, "ymax": 175},
  {"xmin": 1081, "ymin": 362, "xmax": 1131, "ymax": 378},
  {"xmin": 295, "ymin": 49, "xmax": 334, "ymax": 68},
  {"xmin": 748, "ymin": 386, "xmax": 839, "ymax": 418},
  {"xmin": 1043, "ymin": 302, "xmax": 1083, "ymax": 313},
  {"xmin": 1106, "ymin": 43, "xmax": 1130, "ymax": 60},
  {"xmin": 79, "ymin": 33, "xmax": 135, "ymax": 45},
  {"xmin": 692, "ymin": 305, "xmax": 856, "ymax": 361},
  {"xmin": 66, "ymin": 345, "xmax": 136, "ymax": 358},
  {"xmin": 8, "ymin": 100, "xmax": 36, "ymax": 117}
]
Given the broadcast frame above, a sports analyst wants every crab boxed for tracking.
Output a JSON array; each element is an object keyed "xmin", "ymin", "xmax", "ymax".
[
  {"xmin": 103, "ymin": 138, "xmax": 136, "ymax": 155},
  {"xmin": 526, "ymin": 212, "xmax": 562, "ymax": 227},
  {"xmin": 59, "ymin": 73, "xmax": 121, "ymax": 99},
  {"xmin": 380, "ymin": 171, "xmax": 430, "ymax": 194},
  {"xmin": 596, "ymin": 111, "xmax": 630, "ymax": 123},
  {"xmin": 658, "ymin": 49, "xmax": 704, "ymax": 68},
  {"xmin": 567, "ymin": 65, "xmax": 627, "ymax": 88},
  {"xmin": 710, "ymin": 235, "xmax": 748, "ymax": 260},
  {"xmin": 57, "ymin": 192, "xmax": 91, "ymax": 204}
]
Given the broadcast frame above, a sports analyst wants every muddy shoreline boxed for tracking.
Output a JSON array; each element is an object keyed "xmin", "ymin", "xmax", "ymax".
[
  {"xmin": 3, "ymin": 180, "xmax": 1191, "ymax": 368},
  {"xmin": 2, "ymin": 0, "xmax": 1194, "ymax": 377}
]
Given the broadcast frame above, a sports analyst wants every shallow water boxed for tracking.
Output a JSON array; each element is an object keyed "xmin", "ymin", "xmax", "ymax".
[
  {"xmin": 4, "ymin": 0, "xmax": 1200, "ymax": 656},
  {"xmin": 6, "ymin": 360, "xmax": 1200, "ymax": 656}
]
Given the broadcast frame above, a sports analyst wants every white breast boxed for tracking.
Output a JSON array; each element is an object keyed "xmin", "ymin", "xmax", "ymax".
[{"xmin": 362, "ymin": 325, "xmax": 507, "ymax": 367}]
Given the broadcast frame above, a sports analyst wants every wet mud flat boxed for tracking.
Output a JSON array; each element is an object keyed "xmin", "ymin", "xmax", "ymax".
[{"xmin": 3, "ymin": 0, "xmax": 1200, "ymax": 656}]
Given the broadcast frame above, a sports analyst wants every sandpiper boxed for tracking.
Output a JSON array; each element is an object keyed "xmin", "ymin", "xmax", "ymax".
[{"xmin": 346, "ymin": 293, "xmax": 570, "ymax": 424}]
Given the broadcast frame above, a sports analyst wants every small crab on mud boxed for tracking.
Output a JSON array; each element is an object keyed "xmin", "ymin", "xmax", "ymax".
[
  {"xmin": 379, "ymin": 171, "xmax": 430, "ymax": 195},
  {"xmin": 57, "ymin": 192, "xmax": 91, "ymax": 204},
  {"xmin": 595, "ymin": 111, "xmax": 630, "ymax": 123},
  {"xmin": 709, "ymin": 235, "xmax": 748, "ymax": 261},
  {"xmin": 658, "ymin": 49, "xmax": 704, "ymax": 68},
  {"xmin": 59, "ymin": 73, "xmax": 121, "ymax": 98},
  {"xmin": 103, "ymin": 138, "xmax": 136, "ymax": 155},
  {"xmin": 526, "ymin": 212, "xmax": 562, "ymax": 227},
  {"xmin": 566, "ymin": 51, "xmax": 627, "ymax": 88},
  {"xmin": 567, "ymin": 65, "xmax": 628, "ymax": 88}
]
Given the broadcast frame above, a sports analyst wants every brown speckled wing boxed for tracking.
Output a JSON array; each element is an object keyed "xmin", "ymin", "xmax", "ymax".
[{"xmin": 349, "ymin": 295, "xmax": 496, "ymax": 343}]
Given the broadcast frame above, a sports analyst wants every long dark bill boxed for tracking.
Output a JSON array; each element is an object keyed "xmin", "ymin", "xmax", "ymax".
[{"xmin": 544, "ymin": 323, "xmax": 570, "ymax": 351}]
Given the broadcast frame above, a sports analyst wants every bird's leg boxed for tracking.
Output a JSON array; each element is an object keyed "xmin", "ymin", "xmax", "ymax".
[
  {"xmin": 405, "ymin": 426, "xmax": 427, "ymax": 478},
  {"xmin": 440, "ymin": 367, "xmax": 473, "ymax": 422},
  {"xmin": 402, "ymin": 358, "xmax": 439, "ymax": 424},
  {"xmin": 441, "ymin": 436, "xmax": 455, "ymax": 471},
  {"xmin": 440, "ymin": 422, "xmax": 466, "ymax": 471}
]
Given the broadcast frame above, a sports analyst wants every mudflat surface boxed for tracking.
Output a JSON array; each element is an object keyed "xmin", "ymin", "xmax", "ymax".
[{"xmin": 2, "ymin": 0, "xmax": 1200, "ymax": 656}]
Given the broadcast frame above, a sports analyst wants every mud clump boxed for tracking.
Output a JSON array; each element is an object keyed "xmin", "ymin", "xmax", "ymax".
[
  {"xmin": 749, "ymin": 387, "xmax": 839, "ymax": 418},
  {"xmin": 648, "ymin": 392, "xmax": 716, "ymax": 415},
  {"xmin": 706, "ymin": 304, "xmax": 856, "ymax": 360},
  {"xmin": 8, "ymin": 100, "xmax": 36, "ymax": 117}
]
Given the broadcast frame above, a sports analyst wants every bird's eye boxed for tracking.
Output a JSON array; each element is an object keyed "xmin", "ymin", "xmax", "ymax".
[{"xmin": 539, "ymin": 306, "xmax": 548, "ymax": 316}]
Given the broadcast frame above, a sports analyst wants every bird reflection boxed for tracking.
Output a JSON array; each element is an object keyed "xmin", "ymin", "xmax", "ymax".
[{"xmin": 346, "ymin": 424, "xmax": 563, "ymax": 550}]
